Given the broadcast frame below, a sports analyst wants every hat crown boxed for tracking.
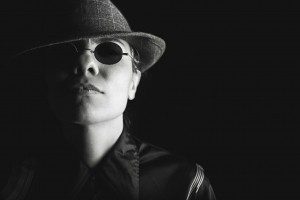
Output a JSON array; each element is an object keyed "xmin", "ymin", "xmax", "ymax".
[
  {"xmin": 44, "ymin": 0, "xmax": 131, "ymax": 37},
  {"xmin": 72, "ymin": 0, "xmax": 131, "ymax": 33}
]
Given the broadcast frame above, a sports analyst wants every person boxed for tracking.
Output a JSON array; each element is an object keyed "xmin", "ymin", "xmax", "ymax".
[{"xmin": 0, "ymin": 0, "xmax": 216, "ymax": 199}]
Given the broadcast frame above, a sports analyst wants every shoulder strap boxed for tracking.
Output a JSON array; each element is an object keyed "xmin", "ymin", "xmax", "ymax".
[
  {"xmin": 0, "ymin": 158, "xmax": 36, "ymax": 200},
  {"xmin": 185, "ymin": 163, "xmax": 205, "ymax": 200}
]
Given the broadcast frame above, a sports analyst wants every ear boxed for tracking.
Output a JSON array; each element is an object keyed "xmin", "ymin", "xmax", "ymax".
[{"xmin": 128, "ymin": 70, "xmax": 141, "ymax": 100}]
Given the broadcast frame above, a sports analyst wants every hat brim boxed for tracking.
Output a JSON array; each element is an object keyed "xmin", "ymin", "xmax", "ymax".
[{"xmin": 13, "ymin": 32, "xmax": 166, "ymax": 73}]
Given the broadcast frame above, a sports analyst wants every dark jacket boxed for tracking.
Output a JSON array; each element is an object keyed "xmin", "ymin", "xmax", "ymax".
[{"xmin": 0, "ymin": 130, "xmax": 216, "ymax": 200}]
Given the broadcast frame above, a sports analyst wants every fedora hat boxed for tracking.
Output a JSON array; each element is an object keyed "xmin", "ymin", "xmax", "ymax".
[{"xmin": 13, "ymin": 0, "xmax": 166, "ymax": 72}]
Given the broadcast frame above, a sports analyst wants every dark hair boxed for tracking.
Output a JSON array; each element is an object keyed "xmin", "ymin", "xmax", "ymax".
[
  {"xmin": 123, "ymin": 45, "xmax": 141, "ymax": 132},
  {"xmin": 130, "ymin": 46, "xmax": 140, "ymax": 73}
]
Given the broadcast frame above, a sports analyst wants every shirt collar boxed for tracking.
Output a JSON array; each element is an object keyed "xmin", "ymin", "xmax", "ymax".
[{"xmin": 80, "ymin": 128, "xmax": 139, "ymax": 199}]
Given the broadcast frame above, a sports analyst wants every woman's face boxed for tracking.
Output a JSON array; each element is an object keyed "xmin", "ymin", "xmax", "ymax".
[{"xmin": 43, "ymin": 38, "xmax": 141, "ymax": 125}]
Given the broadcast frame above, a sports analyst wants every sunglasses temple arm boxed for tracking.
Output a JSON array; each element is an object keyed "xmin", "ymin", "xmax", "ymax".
[{"xmin": 123, "ymin": 53, "xmax": 136, "ymax": 61}]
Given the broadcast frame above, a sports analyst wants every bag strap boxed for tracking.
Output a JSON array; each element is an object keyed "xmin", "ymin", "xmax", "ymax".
[
  {"xmin": 186, "ymin": 164, "xmax": 205, "ymax": 200},
  {"xmin": 1, "ymin": 158, "xmax": 36, "ymax": 200}
]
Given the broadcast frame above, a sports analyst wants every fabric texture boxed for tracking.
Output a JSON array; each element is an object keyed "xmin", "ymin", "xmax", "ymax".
[{"xmin": 0, "ymin": 130, "xmax": 216, "ymax": 200}]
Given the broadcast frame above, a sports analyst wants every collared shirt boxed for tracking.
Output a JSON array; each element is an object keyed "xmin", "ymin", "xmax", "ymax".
[{"xmin": 0, "ymin": 129, "xmax": 216, "ymax": 200}]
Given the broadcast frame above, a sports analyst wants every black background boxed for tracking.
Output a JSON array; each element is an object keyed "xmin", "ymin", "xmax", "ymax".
[
  {"xmin": 1, "ymin": 0, "xmax": 300, "ymax": 199},
  {"xmin": 116, "ymin": 1, "xmax": 300, "ymax": 199}
]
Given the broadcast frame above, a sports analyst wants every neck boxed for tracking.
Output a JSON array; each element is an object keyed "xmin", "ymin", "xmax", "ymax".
[{"xmin": 61, "ymin": 115, "xmax": 124, "ymax": 168}]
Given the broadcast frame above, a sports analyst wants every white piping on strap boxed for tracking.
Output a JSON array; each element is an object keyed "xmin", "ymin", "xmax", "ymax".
[{"xmin": 185, "ymin": 164, "xmax": 205, "ymax": 200}]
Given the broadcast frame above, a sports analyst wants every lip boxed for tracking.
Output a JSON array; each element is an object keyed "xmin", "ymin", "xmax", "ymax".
[{"xmin": 69, "ymin": 83, "xmax": 104, "ymax": 94}]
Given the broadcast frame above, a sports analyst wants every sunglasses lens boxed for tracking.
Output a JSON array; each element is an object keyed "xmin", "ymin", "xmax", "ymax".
[
  {"xmin": 43, "ymin": 43, "xmax": 77, "ymax": 69},
  {"xmin": 94, "ymin": 42, "xmax": 123, "ymax": 65}
]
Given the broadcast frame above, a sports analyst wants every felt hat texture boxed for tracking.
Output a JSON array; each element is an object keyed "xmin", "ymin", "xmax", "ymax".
[{"xmin": 14, "ymin": 0, "xmax": 166, "ymax": 72}]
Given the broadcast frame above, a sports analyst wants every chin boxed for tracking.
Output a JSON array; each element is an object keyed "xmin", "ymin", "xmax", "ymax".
[
  {"xmin": 57, "ymin": 109, "xmax": 124, "ymax": 125},
  {"xmin": 49, "ymin": 98, "xmax": 126, "ymax": 125}
]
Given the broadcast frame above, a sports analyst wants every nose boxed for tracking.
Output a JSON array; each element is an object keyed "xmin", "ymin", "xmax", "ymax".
[{"xmin": 74, "ymin": 42, "xmax": 99, "ymax": 76}]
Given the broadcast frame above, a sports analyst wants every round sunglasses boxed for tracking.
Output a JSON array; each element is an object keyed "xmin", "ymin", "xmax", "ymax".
[{"xmin": 44, "ymin": 41, "xmax": 135, "ymax": 65}]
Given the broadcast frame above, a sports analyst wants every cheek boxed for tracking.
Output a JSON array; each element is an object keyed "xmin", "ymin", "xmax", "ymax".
[
  {"xmin": 106, "ymin": 68, "xmax": 132, "ymax": 104},
  {"xmin": 44, "ymin": 68, "xmax": 70, "ymax": 112},
  {"xmin": 111, "ymin": 77, "xmax": 131, "ymax": 101},
  {"xmin": 44, "ymin": 67, "xmax": 68, "ymax": 90}
]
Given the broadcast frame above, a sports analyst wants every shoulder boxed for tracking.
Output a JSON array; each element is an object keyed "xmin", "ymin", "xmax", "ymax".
[
  {"xmin": 137, "ymin": 138, "xmax": 195, "ymax": 173},
  {"xmin": 133, "ymin": 135, "xmax": 195, "ymax": 177},
  {"xmin": 132, "ymin": 135, "xmax": 216, "ymax": 200}
]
